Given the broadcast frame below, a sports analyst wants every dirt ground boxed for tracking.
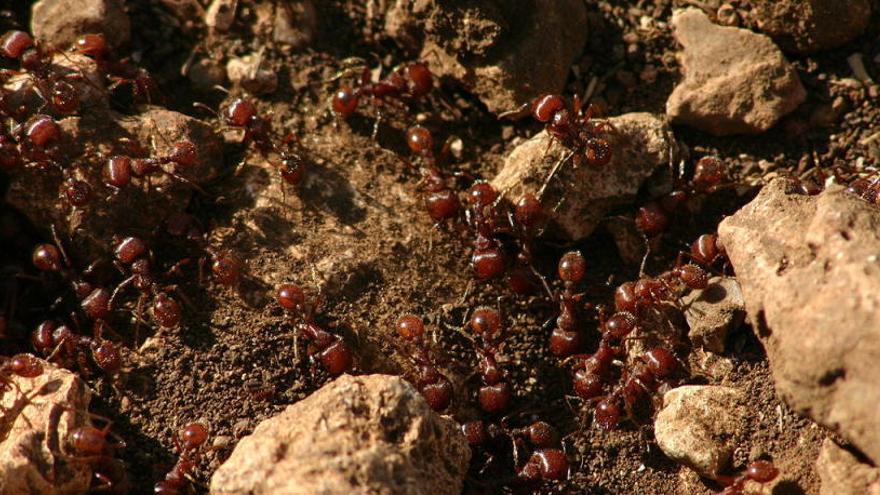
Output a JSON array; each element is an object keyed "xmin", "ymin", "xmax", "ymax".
[{"xmin": 4, "ymin": 0, "xmax": 880, "ymax": 493}]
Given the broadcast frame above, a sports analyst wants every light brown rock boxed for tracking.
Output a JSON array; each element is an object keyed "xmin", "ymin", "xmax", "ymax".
[
  {"xmin": 205, "ymin": 0, "xmax": 237, "ymax": 32},
  {"xmin": 666, "ymin": 8, "xmax": 805, "ymax": 136},
  {"xmin": 682, "ymin": 276, "xmax": 745, "ymax": 353},
  {"xmin": 0, "ymin": 360, "xmax": 93, "ymax": 495},
  {"xmin": 817, "ymin": 439, "xmax": 880, "ymax": 495},
  {"xmin": 655, "ymin": 385, "xmax": 745, "ymax": 479},
  {"xmin": 385, "ymin": 0, "xmax": 587, "ymax": 114},
  {"xmin": 754, "ymin": 0, "xmax": 871, "ymax": 54},
  {"xmin": 273, "ymin": 0, "xmax": 317, "ymax": 48},
  {"xmin": 210, "ymin": 374, "xmax": 470, "ymax": 495},
  {"xmin": 718, "ymin": 179, "xmax": 880, "ymax": 464},
  {"xmin": 227, "ymin": 54, "xmax": 278, "ymax": 95},
  {"xmin": 31, "ymin": 0, "xmax": 130, "ymax": 49},
  {"xmin": 491, "ymin": 112, "xmax": 676, "ymax": 241}
]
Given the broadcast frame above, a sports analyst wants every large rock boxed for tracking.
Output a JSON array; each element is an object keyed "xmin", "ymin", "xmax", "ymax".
[
  {"xmin": 682, "ymin": 277, "xmax": 745, "ymax": 353},
  {"xmin": 5, "ymin": 107, "xmax": 222, "ymax": 244},
  {"xmin": 0, "ymin": 359, "xmax": 93, "ymax": 494},
  {"xmin": 491, "ymin": 112, "xmax": 676, "ymax": 241},
  {"xmin": 817, "ymin": 439, "xmax": 880, "ymax": 495},
  {"xmin": 384, "ymin": 0, "xmax": 587, "ymax": 114},
  {"xmin": 718, "ymin": 179, "xmax": 880, "ymax": 464},
  {"xmin": 31, "ymin": 0, "xmax": 130, "ymax": 50},
  {"xmin": 753, "ymin": 0, "xmax": 871, "ymax": 54},
  {"xmin": 210, "ymin": 374, "xmax": 470, "ymax": 495},
  {"xmin": 666, "ymin": 8, "xmax": 805, "ymax": 136},
  {"xmin": 654, "ymin": 385, "xmax": 746, "ymax": 479}
]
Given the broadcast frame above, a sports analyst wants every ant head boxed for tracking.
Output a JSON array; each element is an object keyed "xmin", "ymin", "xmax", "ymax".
[{"xmin": 396, "ymin": 314, "xmax": 426, "ymax": 343}]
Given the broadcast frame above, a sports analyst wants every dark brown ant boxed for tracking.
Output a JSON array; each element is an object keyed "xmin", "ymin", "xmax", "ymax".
[
  {"xmin": 73, "ymin": 33, "xmax": 160, "ymax": 105},
  {"xmin": 220, "ymin": 97, "xmax": 306, "ymax": 186},
  {"xmin": 101, "ymin": 140, "xmax": 201, "ymax": 192},
  {"xmin": 154, "ymin": 422, "xmax": 209, "ymax": 495},
  {"xmin": 518, "ymin": 448, "xmax": 569, "ymax": 482},
  {"xmin": 505, "ymin": 193, "xmax": 550, "ymax": 296},
  {"xmin": 462, "ymin": 417, "xmax": 567, "ymax": 481},
  {"xmin": 395, "ymin": 314, "xmax": 452, "ymax": 412},
  {"xmin": 468, "ymin": 307, "xmax": 512, "ymax": 414},
  {"xmin": 716, "ymin": 460, "xmax": 779, "ymax": 495},
  {"xmin": 330, "ymin": 60, "xmax": 433, "ymax": 131},
  {"xmin": 277, "ymin": 284, "xmax": 353, "ymax": 377},
  {"xmin": 846, "ymin": 174, "xmax": 880, "ymax": 204},
  {"xmin": 549, "ymin": 251, "xmax": 588, "ymax": 358},
  {"xmin": 64, "ymin": 417, "xmax": 130, "ymax": 493}
]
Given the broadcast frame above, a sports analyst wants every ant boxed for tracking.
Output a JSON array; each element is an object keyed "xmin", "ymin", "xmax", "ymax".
[
  {"xmin": 468, "ymin": 307, "xmax": 512, "ymax": 414},
  {"xmin": 73, "ymin": 33, "xmax": 160, "ymax": 104},
  {"xmin": 220, "ymin": 97, "xmax": 306, "ymax": 186},
  {"xmin": 154, "ymin": 422, "xmax": 209, "ymax": 495},
  {"xmin": 613, "ymin": 262, "xmax": 711, "ymax": 318},
  {"xmin": 590, "ymin": 347, "xmax": 679, "ymax": 430},
  {"xmin": 64, "ymin": 417, "xmax": 130, "ymax": 493},
  {"xmin": 846, "ymin": 173, "xmax": 880, "ymax": 204},
  {"xmin": 277, "ymin": 284, "xmax": 353, "ymax": 377},
  {"xmin": 330, "ymin": 59, "xmax": 433, "ymax": 136},
  {"xmin": 1, "ymin": 352, "xmax": 43, "ymax": 391},
  {"xmin": 716, "ymin": 460, "xmax": 779, "ymax": 495},
  {"xmin": 635, "ymin": 156, "xmax": 727, "ymax": 238},
  {"xmin": 100, "ymin": 140, "xmax": 202, "ymax": 193},
  {"xmin": 404, "ymin": 125, "xmax": 460, "ymax": 224},
  {"xmin": 462, "ymin": 418, "xmax": 568, "ymax": 481},
  {"xmin": 467, "ymin": 182, "xmax": 507, "ymax": 281},
  {"xmin": 504, "ymin": 193, "xmax": 551, "ymax": 296},
  {"xmin": 109, "ymin": 236, "xmax": 184, "ymax": 329},
  {"xmin": 549, "ymin": 251, "xmax": 589, "ymax": 358},
  {"xmin": 31, "ymin": 319, "xmax": 122, "ymax": 375},
  {"xmin": 395, "ymin": 314, "xmax": 453, "ymax": 412}
]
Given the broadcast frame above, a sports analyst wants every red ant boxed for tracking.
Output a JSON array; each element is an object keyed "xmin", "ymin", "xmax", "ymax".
[
  {"xmin": 154, "ymin": 422, "xmax": 209, "ymax": 495},
  {"xmin": 592, "ymin": 346, "xmax": 679, "ymax": 430},
  {"xmin": 220, "ymin": 97, "xmax": 306, "ymax": 186},
  {"xmin": 846, "ymin": 173, "xmax": 880, "ymax": 204},
  {"xmin": 716, "ymin": 460, "xmax": 779, "ymax": 495},
  {"xmin": 100, "ymin": 140, "xmax": 202, "ymax": 193},
  {"xmin": 330, "ymin": 60, "xmax": 433, "ymax": 136},
  {"xmin": 73, "ymin": 33, "xmax": 160, "ymax": 104},
  {"xmin": 613, "ymin": 262, "xmax": 711, "ymax": 318},
  {"xmin": 467, "ymin": 182, "xmax": 507, "ymax": 281},
  {"xmin": 404, "ymin": 125, "xmax": 461, "ymax": 224},
  {"xmin": 468, "ymin": 307, "xmax": 512, "ymax": 414},
  {"xmin": 502, "ymin": 93, "xmax": 614, "ymax": 173},
  {"xmin": 277, "ymin": 284, "xmax": 353, "ymax": 377},
  {"xmin": 504, "ymin": 193, "xmax": 550, "ymax": 296},
  {"xmin": 63, "ymin": 417, "xmax": 130, "ymax": 493},
  {"xmin": 395, "ymin": 314, "xmax": 453, "ymax": 412},
  {"xmin": 635, "ymin": 156, "xmax": 728, "ymax": 238},
  {"xmin": 549, "ymin": 251, "xmax": 588, "ymax": 358},
  {"xmin": 462, "ymin": 418, "xmax": 568, "ymax": 481},
  {"xmin": 31, "ymin": 319, "xmax": 122, "ymax": 375}
]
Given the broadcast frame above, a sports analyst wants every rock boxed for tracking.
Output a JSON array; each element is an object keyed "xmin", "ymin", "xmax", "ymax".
[
  {"xmin": 0, "ymin": 359, "xmax": 93, "ymax": 494},
  {"xmin": 682, "ymin": 277, "xmax": 745, "ymax": 353},
  {"xmin": 655, "ymin": 385, "xmax": 746, "ymax": 479},
  {"xmin": 816, "ymin": 439, "xmax": 880, "ymax": 495},
  {"xmin": 385, "ymin": 0, "xmax": 588, "ymax": 114},
  {"xmin": 188, "ymin": 58, "xmax": 227, "ymax": 92},
  {"xmin": 491, "ymin": 112, "xmax": 676, "ymax": 241},
  {"xmin": 666, "ymin": 8, "xmax": 805, "ymax": 136},
  {"xmin": 205, "ymin": 0, "xmax": 237, "ymax": 32},
  {"xmin": 226, "ymin": 54, "xmax": 278, "ymax": 95},
  {"xmin": 753, "ymin": 0, "xmax": 871, "ymax": 54},
  {"xmin": 604, "ymin": 215, "xmax": 646, "ymax": 265},
  {"xmin": 31, "ymin": 0, "xmax": 130, "ymax": 50},
  {"xmin": 210, "ymin": 374, "xmax": 470, "ymax": 495},
  {"xmin": 273, "ymin": 0, "xmax": 317, "ymax": 48},
  {"xmin": 718, "ymin": 179, "xmax": 880, "ymax": 464},
  {"xmin": 5, "ymin": 107, "xmax": 222, "ymax": 245}
]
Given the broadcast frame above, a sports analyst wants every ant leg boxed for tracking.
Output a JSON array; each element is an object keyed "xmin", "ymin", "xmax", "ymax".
[{"xmin": 537, "ymin": 150, "xmax": 574, "ymax": 200}]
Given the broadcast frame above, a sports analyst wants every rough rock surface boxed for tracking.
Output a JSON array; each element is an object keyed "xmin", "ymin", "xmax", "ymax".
[
  {"xmin": 210, "ymin": 374, "xmax": 470, "ymax": 495},
  {"xmin": 654, "ymin": 385, "xmax": 745, "ymax": 479},
  {"xmin": 0, "ymin": 359, "xmax": 93, "ymax": 494},
  {"xmin": 31, "ymin": 0, "xmax": 130, "ymax": 49},
  {"xmin": 816, "ymin": 439, "xmax": 880, "ymax": 495},
  {"xmin": 227, "ymin": 55, "xmax": 278, "ymax": 95},
  {"xmin": 5, "ymin": 107, "xmax": 222, "ymax": 245},
  {"xmin": 718, "ymin": 179, "xmax": 880, "ymax": 464},
  {"xmin": 491, "ymin": 112, "xmax": 676, "ymax": 241},
  {"xmin": 682, "ymin": 277, "xmax": 745, "ymax": 353},
  {"xmin": 384, "ymin": 0, "xmax": 587, "ymax": 114},
  {"xmin": 666, "ymin": 8, "xmax": 805, "ymax": 136},
  {"xmin": 754, "ymin": 0, "xmax": 872, "ymax": 54}
]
